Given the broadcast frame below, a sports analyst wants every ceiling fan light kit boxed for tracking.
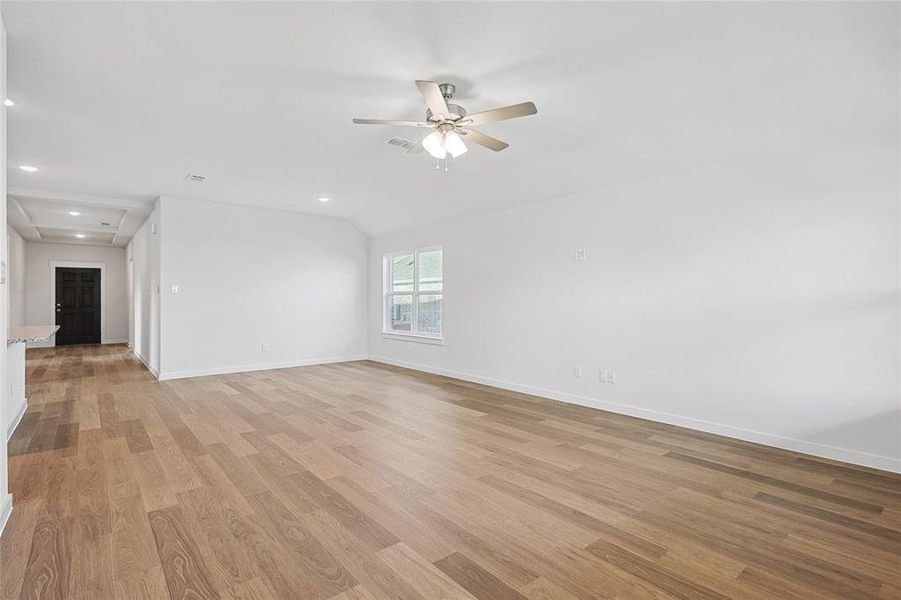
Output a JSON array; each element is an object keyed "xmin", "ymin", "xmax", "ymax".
[
  {"xmin": 353, "ymin": 80, "xmax": 537, "ymax": 170},
  {"xmin": 422, "ymin": 127, "xmax": 467, "ymax": 160}
]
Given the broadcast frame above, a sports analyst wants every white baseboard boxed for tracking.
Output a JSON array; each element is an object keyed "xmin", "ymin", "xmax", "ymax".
[
  {"xmin": 6, "ymin": 398, "xmax": 27, "ymax": 442},
  {"xmin": 369, "ymin": 355, "xmax": 901, "ymax": 474},
  {"xmin": 158, "ymin": 355, "xmax": 368, "ymax": 381},
  {"xmin": 102, "ymin": 338, "xmax": 128, "ymax": 345},
  {"xmin": 0, "ymin": 494, "xmax": 12, "ymax": 538}
]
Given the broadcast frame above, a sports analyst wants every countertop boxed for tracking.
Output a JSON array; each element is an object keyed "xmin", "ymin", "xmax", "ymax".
[{"xmin": 8, "ymin": 325, "xmax": 60, "ymax": 345}]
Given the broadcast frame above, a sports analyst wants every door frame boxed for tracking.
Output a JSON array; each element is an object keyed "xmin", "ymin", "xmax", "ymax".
[{"xmin": 48, "ymin": 260, "xmax": 107, "ymax": 346}]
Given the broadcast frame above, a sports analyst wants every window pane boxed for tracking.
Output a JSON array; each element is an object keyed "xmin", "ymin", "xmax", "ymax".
[
  {"xmin": 388, "ymin": 295, "xmax": 413, "ymax": 332},
  {"xmin": 417, "ymin": 294, "xmax": 443, "ymax": 335},
  {"xmin": 391, "ymin": 254, "xmax": 414, "ymax": 292},
  {"xmin": 418, "ymin": 249, "xmax": 442, "ymax": 291}
]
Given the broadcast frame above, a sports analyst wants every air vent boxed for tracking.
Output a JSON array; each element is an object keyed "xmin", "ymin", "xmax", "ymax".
[
  {"xmin": 185, "ymin": 173, "xmax": 207, "ymax": 183},
  {"xmin": 385, "ymin": 137, "xmax": 418, "ymax": 151}
]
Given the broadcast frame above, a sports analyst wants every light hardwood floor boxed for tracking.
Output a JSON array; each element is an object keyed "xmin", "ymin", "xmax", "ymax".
[{"xmin": 1, "ymin": 344, "xmax": 899, "ymax": 599}]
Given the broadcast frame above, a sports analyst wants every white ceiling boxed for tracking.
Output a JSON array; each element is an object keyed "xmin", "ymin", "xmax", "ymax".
[
  {"xmin": 8, "ymin": 189, "xmax": 154, "ymax": 247},
  {"xmin": 2, "ymin": 2, "xmax": 895, "ymax": 235}
]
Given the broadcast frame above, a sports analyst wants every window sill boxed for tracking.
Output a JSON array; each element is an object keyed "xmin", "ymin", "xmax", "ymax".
[{"xmin": 381, "ymin": 332, "xmax": 445, "ymax": 346}]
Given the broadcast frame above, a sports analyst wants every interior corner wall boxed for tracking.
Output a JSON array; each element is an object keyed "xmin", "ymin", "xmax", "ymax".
[
  {"xmin": 23, "ymin": 242, "xmax": 128, "ymax": 347},
  {"xmin": 368, "ymin": 175, "xmax": 899, "ymax": 473},
  {"xmin": 127, "ymin": 201, "xmax": 161, "ymax": 375},
  {"xmin": 156, "ymin": 196, "xmax": 367, "ymax": 380},
  {"xmin": 0, "ymin": 9, "xmax": 11, "ymax": 535},
  {"xmin": 6, "ymin": 225, "xmax": 24, "ymax": 327},
  {"xmin": 126, "ymin": 241, "xmax": 133, "ymax": 348}
]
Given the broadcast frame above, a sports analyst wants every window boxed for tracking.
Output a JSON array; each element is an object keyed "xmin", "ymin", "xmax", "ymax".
[{"xmin": 384, "ymin": 247, "xmax": 443, "ymax": 340}]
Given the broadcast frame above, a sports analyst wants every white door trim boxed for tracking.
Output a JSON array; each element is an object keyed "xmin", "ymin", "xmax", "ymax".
[{"xmin": 48, "ymin": 260, "xmax": 107, "ymax": 345}]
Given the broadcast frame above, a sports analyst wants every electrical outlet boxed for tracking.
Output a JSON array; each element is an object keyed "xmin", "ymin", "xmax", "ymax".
[
  {"xmin": 607, "ymin": 369, "xmax": 616, "ymax": 384},
  {"xmin": 572, "ymin": 366, "xmax": 582, "ymax": 379},
  {"xmin": 599, "ymin": 368, "xmax": 608, "ymax": 383},
  {"xmin": 574, "ymin": 248, "xmax": 588, "ymax": 261},
  {"xmin": 170, "ymin": 284, "xmax": 179, "ymax": 294},
  {"xmin": 261, "ymin": 343, "xmax": 270, "ymax": 352}
]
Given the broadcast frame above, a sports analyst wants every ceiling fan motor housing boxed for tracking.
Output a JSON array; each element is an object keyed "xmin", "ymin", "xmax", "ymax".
[
  {"xmin": 426, "ymin": 103, "xmax": 467, "ymax": 123},
  {"xmin": 438, "ymin": 83, "xmax": 456, "ymax": 99}
]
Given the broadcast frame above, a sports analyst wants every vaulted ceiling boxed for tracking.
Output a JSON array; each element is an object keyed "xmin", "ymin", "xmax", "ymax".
[{"xmin": 2, "ymin": 2, "xmax": 894, "ymax": 236}]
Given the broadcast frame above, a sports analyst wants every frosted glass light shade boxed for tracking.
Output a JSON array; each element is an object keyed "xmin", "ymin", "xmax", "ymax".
[
  {"xmin": 422, "ymin": 130, "xmax": 446, "ymax": 159},
  {"xmin": 445, "ymin": 131, "xmax": 468, "ymax": 158}
]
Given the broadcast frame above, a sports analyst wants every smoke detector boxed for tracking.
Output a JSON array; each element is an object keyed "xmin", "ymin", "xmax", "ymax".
[{"xmin": 184, "ymin": 172, "xmax": 207, "ymax": 183}]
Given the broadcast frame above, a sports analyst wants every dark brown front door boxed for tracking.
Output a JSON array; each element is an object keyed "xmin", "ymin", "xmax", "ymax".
[{"xmin": 55, "ymin": 267, "xmax": 101, "ymax": 345}]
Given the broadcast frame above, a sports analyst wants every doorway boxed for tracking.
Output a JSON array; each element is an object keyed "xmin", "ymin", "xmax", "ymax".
[{"xmin": 55, "ymin": 267, "xmax": 101, "ymax": 345}]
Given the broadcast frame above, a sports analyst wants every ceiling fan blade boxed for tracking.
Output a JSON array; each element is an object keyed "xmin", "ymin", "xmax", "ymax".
[
  {"xmin": 415, "ymin": 80, "xmax": 450, "ymax": 119},
  {"xmin": 459, "ymin": 128, "xmax": 509, "ymax": 152},
  {"xmin": 352, "ymin": 118, "xmax": 429, "ymax": 127},
  {"xmin": 459, "ymin": 102, "xmax": 537, "ymax": 127}
]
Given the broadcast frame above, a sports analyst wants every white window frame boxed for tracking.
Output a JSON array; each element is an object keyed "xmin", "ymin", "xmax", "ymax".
[{"xmin": 382, "ymin": 246, "xmax": 444, "ymax": 345}]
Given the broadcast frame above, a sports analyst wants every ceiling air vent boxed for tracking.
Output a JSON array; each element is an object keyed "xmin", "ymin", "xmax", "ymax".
[
  {"xmin": 185, "ymin": 172, "xmax": 207, "ymax": 183},
  {"xmin": 385, "ymin": 137, "xmax": 420, "ymax": 152}
]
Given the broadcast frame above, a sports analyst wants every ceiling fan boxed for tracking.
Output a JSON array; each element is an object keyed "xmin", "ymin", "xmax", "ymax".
[{"xmin": 352, "ymin": 80, "xmax": 537, "ymax": 165}]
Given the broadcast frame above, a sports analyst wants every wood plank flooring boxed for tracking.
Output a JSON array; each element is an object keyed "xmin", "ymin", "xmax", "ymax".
[{"xmin": 1, "ymin": 344, "xmax": 899, "ymax": 599}]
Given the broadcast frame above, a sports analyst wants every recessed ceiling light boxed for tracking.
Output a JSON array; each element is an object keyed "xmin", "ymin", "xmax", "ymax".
[
  {"xmin": 318, "ymin": 197, "xmax": 330, "ymax": 203},
  {"xmin": 19, "ymin": 165, "xmax": 38, "ymax": 172},
  {"xmin": 75, "ymin": 233, "xmax": 86, "ymax": 239},
  {"xmin": 4, "ymin": 99, "xmax": 14, "ymax": 107},
  {"xmin": 68, "ymin": 211, "xmax": 81, "ymax": 217}
]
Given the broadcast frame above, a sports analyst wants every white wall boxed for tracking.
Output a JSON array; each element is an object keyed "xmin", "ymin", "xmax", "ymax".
[
  {"xmin": 6, "ymin": 225, "xmax": 24, "ymax": 327},
  {"xmin": 23, "ymin": 242, "xmax": 128, "ymax": 346},
  {"xmin": 369, "ymin": 153, "xmax": 899, "ymax": 473},
  {"xmin": 0, "ymin": 10, "xmax": 11, "ymax": 535},
  {"xmin": 369, "ymin": 180, "xmax": 899, "ymax": 471},
  {"xmin": 127, "ymin": 201, "xmax": 160, "ymax": 374},
  {"xmin": 157, "ymin": 196, "xmax": 367, "ymax": 379}
]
